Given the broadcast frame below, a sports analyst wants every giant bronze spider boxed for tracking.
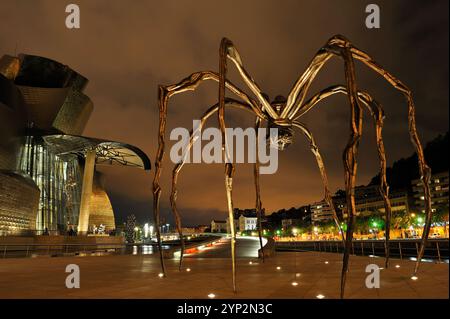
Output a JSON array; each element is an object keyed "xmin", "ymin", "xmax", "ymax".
[{"xmin": 152, "ymin": 35, "xmax": 432, "ymax": 298}]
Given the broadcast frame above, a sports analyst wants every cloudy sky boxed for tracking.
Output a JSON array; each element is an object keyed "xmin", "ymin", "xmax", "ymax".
[{"xmin": 0, "ymin": 0, "xmax": 448, "ymax": 225}]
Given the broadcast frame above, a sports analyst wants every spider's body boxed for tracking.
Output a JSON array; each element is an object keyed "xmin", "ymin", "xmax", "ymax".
[
  {"xmin": 264, "ymin": 95, "xmax": 295, "ymax": 150},
  {"xmin": 152, "ymin": 35, "xmax": 433, "ymax": 298}
]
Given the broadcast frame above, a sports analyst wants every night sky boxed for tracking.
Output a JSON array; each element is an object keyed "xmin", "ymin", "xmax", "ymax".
[{"xmin": 0, "ymin": 0, "xmax": 448, "ymax": 226}]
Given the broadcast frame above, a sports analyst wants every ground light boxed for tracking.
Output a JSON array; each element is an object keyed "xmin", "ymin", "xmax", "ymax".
[
  {"xmin": 395, "ymin": 265, "xmax": 400, "ymax": 268},
  {"xmin": 291, "ymin": 282, "xmax": 298, "ymax": 286},
  {"xmin": 411, "ymin": 276, "xmax": 418, "ymax": 281},
  {"xmin": 207, "ymin": 293, "xmax": 216, "ymax": 298},
  {"xmin": 324, "ymin": 261, "xmax": 329, "ymax": 264},
  {"xmin": 158, "ymin": 273, "xmax": 164, "ymax": 278},
  {"xmin": 316, "ymin": 294, "xmax": 325, "ymax": 299},
  {"xmin": 186, "ymin": 268, "xmax": 191, "ymax": 272},
  {"xmin": 295, "ymin": 273, "xmax": 301, "ymax": 277},
  {"xmin": 276, "ymin": 266, "xmax": 281, "ymax": 270},
  {"xmin": 249, "ymin": 261, "xmax": 253, "ymax": 265}
]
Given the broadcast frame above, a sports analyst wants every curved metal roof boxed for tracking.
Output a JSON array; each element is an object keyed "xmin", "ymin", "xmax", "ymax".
[{"xmin": 42, "ymin": 134, "xmax": 151, "ymax": 170}]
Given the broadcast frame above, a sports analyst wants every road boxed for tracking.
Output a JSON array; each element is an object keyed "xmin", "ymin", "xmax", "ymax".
[{"xmin": 185, "ymin": 236, "xmax": 266, "ymax": 258}]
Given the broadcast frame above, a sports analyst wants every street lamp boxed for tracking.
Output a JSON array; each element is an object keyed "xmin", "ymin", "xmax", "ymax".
[
  {"xmin": 144, "ymin": 223, "xmax": 149, "ymax": 238},
  {"xmin": 149, "ymin": 225, "xmax": 154, "ymax": 238},
  {"xmin": 313, "ymin": 226, "xmax": 319, "ymax": 240}
]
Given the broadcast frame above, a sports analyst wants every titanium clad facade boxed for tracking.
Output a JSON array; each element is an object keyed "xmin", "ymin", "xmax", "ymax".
[{"xmin": 0, "ymin": 170, "xmax": 39, "ymax": 236}]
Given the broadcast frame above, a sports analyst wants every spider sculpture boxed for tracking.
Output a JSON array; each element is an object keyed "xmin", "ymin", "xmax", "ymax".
[{"xmin": 152, "ymin": 35, "xmax": 433, "ymax": 298}]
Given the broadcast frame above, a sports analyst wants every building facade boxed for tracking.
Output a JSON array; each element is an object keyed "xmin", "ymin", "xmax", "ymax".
[
  {"xmin": 210, "ymin": 220, "xmax": 227, "ymax": 233},
  {"xmin": 226, "ymin": 208, "xmax": 263, "ymax": 233},
  {"xmin": 312, "ymin": 185, "xmax": 410, "ymax": 224},
  {"xmin": 0, "ymin": 53, "xmax": 150, "ymax": 236},
  {"xmin": 412, "ymin": 171, "xmax": 449, "ymax": 213},
  {"xmin": 311, "ymin": 200, "xmax": 334, "ymax": 223}
]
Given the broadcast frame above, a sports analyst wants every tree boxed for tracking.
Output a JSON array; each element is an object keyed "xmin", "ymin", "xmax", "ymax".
[{"xmin": 125, "ymin": 214, "xmax": 137, "ymax": 244}]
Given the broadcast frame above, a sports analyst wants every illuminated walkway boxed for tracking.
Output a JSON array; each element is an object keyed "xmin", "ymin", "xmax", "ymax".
[
  {"xmin": 0, "ymin": 248, "xmax": 447, "ymax": 298},
  {"xmin": 185, "ymin": 236, "xmax": 266, "ymax": 258}
]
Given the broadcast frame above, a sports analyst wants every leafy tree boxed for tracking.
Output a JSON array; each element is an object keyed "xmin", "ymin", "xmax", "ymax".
[{"xmin": 125, "ymin": 214, "xmax": 136, "ymax": 244}]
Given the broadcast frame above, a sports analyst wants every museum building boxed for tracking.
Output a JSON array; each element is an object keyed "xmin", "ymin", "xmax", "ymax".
[{"xmin": 0, "ymin": 53, "xmax": 150, "ymax": 236}]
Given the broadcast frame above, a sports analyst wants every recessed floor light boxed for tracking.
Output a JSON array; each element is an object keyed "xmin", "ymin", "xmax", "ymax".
[
  {"xmin": 295, "ymin": 273, "xmax": 301, "ymax": 277},
  {"xmin": 411, "ymin": 276, "xmax": 418, "ymax": 281},
  {"xmin": 186, "ymin": 268, "xmax": 191, "ymax": 272},
  {"xmin": 316, "ymin": 294, "xmax": 325, "ymax": 299},
  {"xmin": 324, "ymin": 261, "xmax": 329, "ymax": 264},
  {"xmin": 276, "ymin": 266, "xmax": 281, "ymax": 270},
  {"xmin": 208, "ymin": 293, "xmax": 216, "ymax": 298},
  {"xmin": 249, "ymin": 261, "xmax": 253, "ymax": 265},
  {"xmin": 395, "ymin": 265, "xmax": 400, "ymax": 268},
  {"xmin": 158, "ymin": 273, "xmax": 164, "ymax": 278},
  {"xmin": 291, "ymin": 282, "xmax": 298, "ymax": 286}
]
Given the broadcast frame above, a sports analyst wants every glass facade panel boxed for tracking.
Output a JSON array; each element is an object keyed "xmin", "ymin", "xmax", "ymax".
[{"xmin": 17, "ymin": 136, "xmax": 82, "ymax": 234}]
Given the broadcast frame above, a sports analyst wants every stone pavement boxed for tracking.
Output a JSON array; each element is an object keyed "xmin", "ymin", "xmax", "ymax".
[{"xmin": 0, "ymin": 250, "xmax": 447, "ymax": 299}]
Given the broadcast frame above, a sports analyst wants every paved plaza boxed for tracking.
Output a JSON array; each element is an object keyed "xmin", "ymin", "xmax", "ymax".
[{"xmin": 0, "ymin": 238, "xmax": 447, "ymax": 299}]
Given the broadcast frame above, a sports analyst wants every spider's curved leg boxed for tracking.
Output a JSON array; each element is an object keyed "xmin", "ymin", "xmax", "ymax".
[
  {"xmin": 224, "ymin": 162, "xmax": 237, "ymax": 293},
  {"xmin": 170, "ymin": 100, "xmax": 256, "ymax": 271},
  {"xmin": 359, "ymin": 92, "xmax": 392, "ymax": 268},
  {"xmin": 154, "ymin": 72, "xmax": 264, "ymax": 277},
  {"xmin": 296, "ymin": 86, "xmax": 392, "ymax": 268},
  {"xmin": 285, "ymin": 34, "xmax": 429, "ymax": 290},
  {"xmin": 338, "ymin": 46, "xmax": 364, "ymax": 300},
  {"xmin": 289, "ymin": 43, "xmax": 364, "ymax": 299},
  {"xmin": 292, "ymin": 121, "xmax": 345, "ymax": 245},
  {"xmin": 219, "ymin": 39, "xmax": 237, "ymax": 293},
  {"xmin": 284, "ymin": 42, "xmax": 365, "ymax": 298},
  {"xmin": 220, "ymin": 38, "xmax": 279, "ymax": 120},
  {"xmin": 289, "ymin": 34, "xmax": 431, "ymax": 275},
  {"xmin": 346, "ymin": 42, "xmax": 432, "ymax": 275},
  {"xmin": 254, "ymin": 117, "xmax": 265, "ymax": 262}
]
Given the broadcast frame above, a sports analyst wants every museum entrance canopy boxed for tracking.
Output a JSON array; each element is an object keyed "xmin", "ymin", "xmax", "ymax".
[{"xmin": 42, "ymin": 134, "xmax": 151, "ymax": 170}]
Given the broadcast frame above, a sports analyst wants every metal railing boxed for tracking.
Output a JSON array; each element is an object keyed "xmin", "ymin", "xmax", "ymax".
[
  {"xmin": 275, "ymin": 239, "xmax": 449, "ymax": 262},
  {"xmin": 0, "ymin": 234, "xmax": 224, "ymax": 259},
  {"xmin": 1, "ymin": 243, "xmax": 127, "ymax": 259}
]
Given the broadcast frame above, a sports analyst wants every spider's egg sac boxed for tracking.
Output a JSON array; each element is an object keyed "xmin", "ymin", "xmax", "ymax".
[{"xmin": 266, "ymin": 123, "xmax": 294, "ymax": 151}]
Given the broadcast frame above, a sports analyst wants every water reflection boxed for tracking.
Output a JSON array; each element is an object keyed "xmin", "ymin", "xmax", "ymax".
[{"xmin": 129, "ymin": 244, "xmax": 170, "ymax": 255}]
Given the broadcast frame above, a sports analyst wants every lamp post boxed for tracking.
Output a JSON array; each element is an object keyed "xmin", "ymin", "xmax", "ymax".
[
  {"xmin": 144, "ymin": 223, "xmax": 149, "ymax": 238},
  {"xmin": 149, "ymin": 225, "xmax": 154, "ymax": 239}
]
